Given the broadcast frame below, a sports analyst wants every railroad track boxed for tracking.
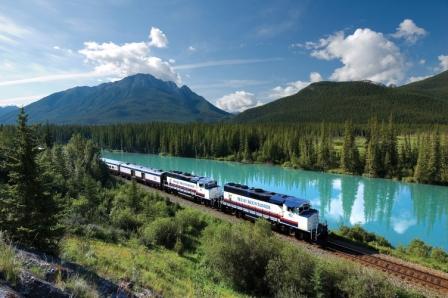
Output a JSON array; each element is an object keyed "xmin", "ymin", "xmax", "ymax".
[{"xmin": 326, "ymin": 240, "xmax": 448, "ymax": 294}]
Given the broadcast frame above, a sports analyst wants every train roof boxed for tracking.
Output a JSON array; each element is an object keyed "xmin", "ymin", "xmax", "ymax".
[
  {"xmin": 101, "ymin": 158, "xmax": 165, "ymax": 175},
  {"xmin": 101, "ymin": 157, "xmax": 122, "ymax": 165},
  {"xmin": 224, "ymin": 182, "xmax": 310, "ymax": 208},
  {"xmin": 167, "ymin": 170, "xmax": 216, "ymax": 184}
]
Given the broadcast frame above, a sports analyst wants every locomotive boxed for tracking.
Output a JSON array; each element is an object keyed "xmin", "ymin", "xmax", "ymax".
[{"xmin": 101, "ymin": 158, "xmax": 328, "ymax": 242}]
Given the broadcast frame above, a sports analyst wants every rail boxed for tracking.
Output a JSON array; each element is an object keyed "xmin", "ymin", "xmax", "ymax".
[{"xmin": 326, "ymin": 240, "xmax": 448, "ymax": 294}]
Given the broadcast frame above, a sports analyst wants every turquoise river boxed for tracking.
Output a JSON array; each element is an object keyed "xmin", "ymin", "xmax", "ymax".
[{"xmin": 102, "ymin": 151, "xmax": 448, "ymax": 250}]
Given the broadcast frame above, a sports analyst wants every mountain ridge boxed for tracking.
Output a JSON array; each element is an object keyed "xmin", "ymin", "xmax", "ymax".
[
  {"xmin": 0, "ymin": 73, "xmax": 230, "ymax": 124},
  {"xmin": 233, "ymin": 70, "xmax": 448, "ymax": 124}
]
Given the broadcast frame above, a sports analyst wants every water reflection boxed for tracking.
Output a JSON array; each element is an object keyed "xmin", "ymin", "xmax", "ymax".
[{"xmin": 102, "ymin": 151, "xmax": 448, "ymax": 250}]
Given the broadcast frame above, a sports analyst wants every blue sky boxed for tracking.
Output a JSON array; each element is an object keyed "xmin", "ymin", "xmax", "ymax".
[{"xmin": 0, "ymin": 0, "xmax": 447, "ymax": 112}]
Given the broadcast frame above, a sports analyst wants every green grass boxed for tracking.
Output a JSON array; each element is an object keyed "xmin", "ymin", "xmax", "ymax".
[
  {"xmin": 0, "ymin": 233, "xmax": 22, "ymax": 285},
  {"xmin": 56, "ymin": 275, "xmax": 100, "ymax": 298},
  {"xmin": 60, "ymin": 236, "xmax": 245, "ymax": 298}
]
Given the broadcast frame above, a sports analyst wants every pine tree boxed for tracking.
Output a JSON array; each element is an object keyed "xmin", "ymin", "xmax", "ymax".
[
  {"xmin": 428, "ymin": 129, "xmax": 441, "ymax": 184},
  {"xmin": 43, "ymin": 121, "xmax": 54, "ymax": 148},
  {"xmin": 383, "ymin": 116, "xmax": 398, "ymax": 178},
  {"xmin": 364, "ymin": 117, "xmax": 382, "ymax": 177},
  {"xmin": 0, "ymin": 108, "xmax": 62, "ymax": 251},
  {"xmin": 414, "ymin": 134, "xmax": 430, "ymax": 183},
  {"xmin": 317, "ymin": 122, "xmax": 332, "ymax": 170},
  {"xmin": 340, "ymin": 121, "xmax": 360, "ymax": 174},
  {"xmin": 441, "ymin": 135, "xmax": 448, "ymax": 184}
]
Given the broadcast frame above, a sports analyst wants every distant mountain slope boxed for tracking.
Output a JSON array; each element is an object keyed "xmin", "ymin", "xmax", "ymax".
[
  {"xmin": 0, "ymin": 106, "xmax": 19, "ymax": 119},
  {"xmin": 234, "ymin": 71, "xmax": 448, "ymax": 124},
  {"xmin": 0, "ymin": 74, "xmax": 229, "ymax": 124},
  {"xmin": 399, "ymin": 70, "xmax": 448, "ymax": 99}
]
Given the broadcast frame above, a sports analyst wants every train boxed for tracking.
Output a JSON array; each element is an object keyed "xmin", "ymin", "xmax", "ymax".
[{"xmin": 101, "ymin": 158, "xmax": 328, "ymax": 242}]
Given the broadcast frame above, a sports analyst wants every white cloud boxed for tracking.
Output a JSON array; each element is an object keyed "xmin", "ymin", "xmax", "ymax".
[
  {"xmin": 407, "ymin": 75, "xmax": 430, "ymax": 83},
  {"xmin": 419, "ymin": 59, "xmax": 426, "ymax": 65},
  {"xmin": 188, "ymin": 46, "xmax": 196, "ymax": 52},
  {"xmin": 216, "ymin": 91, "xmax": 262, "ymax": 113},
  {"xmin": 0, "ymin": 94, "xmax": 47, "ymax": 107},
  {"xmin": 79, "ymin": 40, "xmax": 180, "ymax": 84},
  {"xmin": 269, "ymin": 72, "xmax": 322, "ymax": 99},
  {"xmin": 308, "ymin": 28, "xmax": 405, "ymax": 85},
  {"xmin": 148, "ymin": 27, "xmax": 168, "ymax": 48},
  {"xmin": 173, "ymin": 57, "xmax": 281, "ymax": 70},
  {"xmin": 0, "ymin": 15, "xmax": 30, "ymax": 45},
  {"xmin": 0, "ymin": 72, "xmax": 101, "ymax": 87},
  {"xmin": 392, "ymin": 19, "xmax": 426, "ymax": 44},
  {"xmin": 439, "ymin": 55, "xmax": 448, "ymax": 71}
]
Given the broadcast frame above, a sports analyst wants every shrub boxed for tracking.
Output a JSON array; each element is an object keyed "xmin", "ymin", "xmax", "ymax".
[
  {"xmin": 83, "ymin": 224, "xmax": 125, "ymax": 243},
  {"xmin": 407, "ymin": 239, "xmax": 431, "ymax": 258},
  {"xmin": 201, "ymin": 219, "xmax": 280, "ymax": 295},
  {"xmin": 431, "ymin": 248, "xmax": 448, "ymax": 264},
  {"xmin": 0, "ymin": 232, "xmax": 22, "ymax": 285},
  {"xmin": 142, "ymin": 218, "xmax": 178, "ymax": 249},
  {"xmin": 110, "ymin": 207, "xmax": 142, "ymax": 232},
  {"xmin": 337, "ymin": 224, "xmax": 392, "ymax": 248},
  {"xmin": 266, "ymin": 245, "xmax": 316, "ymax": 297}
]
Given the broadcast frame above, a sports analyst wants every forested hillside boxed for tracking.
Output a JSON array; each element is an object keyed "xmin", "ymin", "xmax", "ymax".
[
  {"xmin": 0, "ymin": 106, "xmax": 18, "ymax": 118},
  {"xmin": 234, "ymin": 71, "xmax": 448, "ymax": 124},
  {"xmin": 38, "ymin": 121, "xmax": 448, "ymax": 186}
]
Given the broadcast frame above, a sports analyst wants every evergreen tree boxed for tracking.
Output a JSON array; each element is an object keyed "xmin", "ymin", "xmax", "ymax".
[
  {"xmin": 364, "ymin": 117, "xmax": 382, "ymax": 177},
  {"xmin": 414, "ymin": 134, "xmax": 430, "ymax": 183},
  {"xmin": 0, "ymin": 108, "xmax": 62, "ymax": 251},
  {"xmin": 441, "ymin": 135, "xmax": 448, "ymax": 184},
  {"xmin": 340, "ymin": 121, "xmax": 360, "ymax": 174},
  {"xmin": 383, "ymin": 116, "xmax": 398, "ymax": 178},
  {"xmin": 43, "ymin": 121, "xmax": 54, "ymax": 148},
  {"xmin": 428, "ymin": 129, "xmax": 441, "ymax": 184},
  {"xmin": 317, "ymin": 122, "xmax": 332, "ymax": 170}
]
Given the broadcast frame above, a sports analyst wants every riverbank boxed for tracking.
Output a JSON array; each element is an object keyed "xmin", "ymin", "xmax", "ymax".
[{"xmin": 332, "ymin": 225, "xmax": 448, "ymax": 273}]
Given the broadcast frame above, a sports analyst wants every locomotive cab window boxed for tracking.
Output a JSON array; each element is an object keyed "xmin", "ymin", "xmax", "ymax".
[{"xmin": 205, "ymin": 181, "xmax": 217, "ymax": 189}]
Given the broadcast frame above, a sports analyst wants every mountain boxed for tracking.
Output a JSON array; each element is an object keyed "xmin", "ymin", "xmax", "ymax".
[
  {"xmin": 0, "ymin": 106, "xmax": 19, "ymax": 119},
  {"xmin": 398, "ymin": 70, "xmax": 448, "ymax": 99},
  {"xmin": 233, "ymin": 71, "xmax": 448, "ymax": 124},
  {"xmin": 0, "ymin": 74, "xmax": 229, "ymax": 124}
]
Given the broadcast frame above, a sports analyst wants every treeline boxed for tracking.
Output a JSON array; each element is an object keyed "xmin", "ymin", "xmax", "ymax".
[{"xmin": 25, "ymin": 120, "xmax": 448, "ymax": 186}]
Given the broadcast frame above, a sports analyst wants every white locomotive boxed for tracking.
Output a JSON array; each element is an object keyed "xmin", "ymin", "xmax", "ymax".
[
  {"xmin": 101, "ymin": 158, "xmax": 327, "ymax": 241},
  {"xmin": 223, "ymin": 183, "xmax": 321, "ymax": 239}
]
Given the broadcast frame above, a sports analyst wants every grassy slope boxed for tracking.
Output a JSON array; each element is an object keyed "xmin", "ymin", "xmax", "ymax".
[{"xmin": 60, "ymin": 237, "xmax": 244, "ymax": 298}]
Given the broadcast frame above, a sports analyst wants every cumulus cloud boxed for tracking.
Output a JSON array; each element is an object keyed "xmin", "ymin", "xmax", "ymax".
[
  {"xmin": 216, "ymin": 91, "xmax": 262, "ymax": 113},
  {"xmin": 188, "ymin": 45, "xmax": 196, "ymax": 52},
  {"xmin": 79, "ymin": 29, "xmax": 180, "ymax": 84},
  {"xmin": 407, "ymin": 75, "xmax": 430, "ymax": 83},
  {"xmin": 392, "ymin": 19, "xmax": 426, "ymax": 44},
  {"xmin": 0, "ymin": 15, "xmax": 30, "ymax": 45},
  {"xmin": 439, "ymin": 55, "xmax": 448, "ymax": 71},
  {"xmin": 308, "ymin": 28, "xmax": 405, "ymax": 85},
  {"xmin": 269, "ymin": 72, "xmax": 322, "ymax": 99},
  {"xmin": 148, "ymin": 27, "xmax": 168, "ymax": 48}
]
